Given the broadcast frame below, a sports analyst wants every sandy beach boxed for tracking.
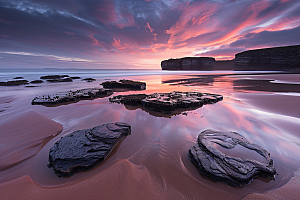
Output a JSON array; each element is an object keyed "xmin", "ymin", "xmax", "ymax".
[{"xmin": 0, "ymin": 70, "xmax": 300, "ymax": 199}]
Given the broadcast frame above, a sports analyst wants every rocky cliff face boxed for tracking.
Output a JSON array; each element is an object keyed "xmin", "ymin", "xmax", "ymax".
[
  {"xmin": 161, "ymin": 57, "xmax": 215, "ymax": 70},
  {"xmin": 235, "ymin": 45, "xmax": 300, "ymax": 71}
]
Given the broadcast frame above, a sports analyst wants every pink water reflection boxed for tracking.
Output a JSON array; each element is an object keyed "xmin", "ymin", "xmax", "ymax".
[{"xmin": 0, "ymin": 72, "xmax": 300, "ymax": 198}]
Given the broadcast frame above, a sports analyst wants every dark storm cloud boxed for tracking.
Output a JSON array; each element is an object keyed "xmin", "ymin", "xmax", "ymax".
[{"xmin": 230, "ymin": 25, "xmax": 300, "ymax": 49}]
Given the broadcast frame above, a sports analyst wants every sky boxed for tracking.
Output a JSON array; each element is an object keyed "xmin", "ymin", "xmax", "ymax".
[{"xmin": 0, "ymin": 0, "xmax": 300, "ymax": 69}]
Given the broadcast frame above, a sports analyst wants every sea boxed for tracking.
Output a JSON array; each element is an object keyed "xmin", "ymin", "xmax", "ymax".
[{"xmin": 1, "ymin": 68, "xmax": 300, "ymax": 199}]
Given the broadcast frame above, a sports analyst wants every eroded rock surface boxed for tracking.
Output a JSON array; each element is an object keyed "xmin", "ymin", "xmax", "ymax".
[
  {"xmin": 110, "ymin": 91, "xmax": 223, "ymax": 112},
  {"xmin": 32, "ymin": 88, "xmax": 113, "ymax": 106},
  {"xmin": 189, "ymin": 129, "xmax": 276, "ymax": 187},
  {"xmin": 49, "ymin": 122, "xmax": 131, "ymax": 177},
  {"xmin": 101, "ymin": 79, "xmax": 146, "ymax": 90}
]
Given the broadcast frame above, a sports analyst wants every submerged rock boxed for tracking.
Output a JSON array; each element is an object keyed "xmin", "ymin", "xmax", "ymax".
[
  {"xmin": 40, "ymin": 75, "xmax": 69, "ymax": 79},
  {"xmin": 101, "ymin": 79, "xmax": 146, "ymax": 90},
  {"xmin": 110, "ymin": 91, "xmax": 223, "ymax": 112},
  {"xmin": 30, "ymin": 80, "xmax": 44, "ymax": 84},
  {"xmin": 82, "ymin": 78, "xmax": 96, "ymax": 82},
  {"xmin": 40, "ymin": 75, "xmax": 72, "ymax": 83},
  {"xmin": 13, "ymin": 77, "xmax": 24, "ymax": 79},
  {"xmin": 48, "ymin": 122, "xmax": 131, "ymax": 177},
  {"xmin": 70, "ymin": 76, "xmax": 81, "ymax": 79},
  {"xmin": 189, "ymin": 129, "xmax": 276, "ymax": 187},
  {"xmin": 32, "ymin": 88, "xmax": 113, "ymax": 106},
  {"xmin": 47, "ymin": 78, "xmax": 73, "ymax": 83}
]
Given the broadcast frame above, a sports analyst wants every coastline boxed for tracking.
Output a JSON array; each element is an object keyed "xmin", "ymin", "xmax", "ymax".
[{"xmin": 0, "ymin": 69, "xmax": 300, "ymax": 199}]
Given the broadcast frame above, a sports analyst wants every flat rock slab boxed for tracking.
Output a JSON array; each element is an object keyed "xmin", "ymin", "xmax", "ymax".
[
  {"xmin": 49, "ymin": 122, "xmax": 131, "ymax": 177},
  {"xmin": 110, "ymin": 91, "xmax": 223, "ymax": 112},
  {"xmin": 101, "ymin": 79, "xmax": 146, "ymax": 90},
  {"xmin": 189, "ymin": 129, "xmax": 276, "ymax": 187},
  {"xmin": 32, "ymin": 87, "xmax": 113, "ymax": 106}
]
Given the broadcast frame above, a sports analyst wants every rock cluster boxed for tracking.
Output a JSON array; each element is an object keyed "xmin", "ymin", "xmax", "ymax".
[
  {"xmin": 101, "ymin": 79, "xmax": 146, "ymax": 90},
  {"xmin": 189, "ymin": 129, "xmax": 276, "ymax": 187},
  {"xmin": 110, "ymin": 91, "xmax": 223, "ymax": 111},
  {"xmin": 0, "ymin": 80, "xmax": 29, "ymax": 86},
  {"xmin": 32, "ymin": 88, "xmax": 113, "ymax": 105},
  {"xmin": 48, "ymin": 122, "xmax": 131, "ymax": 177}
]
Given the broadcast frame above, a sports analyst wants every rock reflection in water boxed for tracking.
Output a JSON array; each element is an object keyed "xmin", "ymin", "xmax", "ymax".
[
  {"xmin": 1, "ymin": 71, "xmax": 300, "ymax": 199},
  {"xmin": 109, "ymin": 91, "xmax": 223, "ymax": 118}
]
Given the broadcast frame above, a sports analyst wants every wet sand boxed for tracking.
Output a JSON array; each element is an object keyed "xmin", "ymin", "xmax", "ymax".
[{"xmin": 0, "ymin": 71, "xmax": 300, "ymax": 199}]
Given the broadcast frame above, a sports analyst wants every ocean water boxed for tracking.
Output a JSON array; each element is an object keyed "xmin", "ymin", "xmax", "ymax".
[{"xmin": 1, "ymin": 69, "xmax": 300, "ymax": 199}]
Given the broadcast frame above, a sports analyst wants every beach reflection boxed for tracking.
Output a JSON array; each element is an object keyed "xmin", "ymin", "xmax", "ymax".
[{"xmin": 1, "ymin": 72, "xmax": 300, "ymax": 199}]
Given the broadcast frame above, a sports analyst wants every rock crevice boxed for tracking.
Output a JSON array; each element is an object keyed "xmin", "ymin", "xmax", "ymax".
[
  {"xmin": 49, "ymin": 122, "xmax": 131, "ymax": 177},
  {"xmin": 189, "ymin": 129, "xmax": 276, "ymax": 187}
]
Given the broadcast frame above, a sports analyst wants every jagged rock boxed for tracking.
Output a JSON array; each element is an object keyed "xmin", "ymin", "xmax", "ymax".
[
  {"xmin": 110, "ymin": 91, "xmax": 223, "ymax": 112},
  {"xmin": 101, "ymin": 79, "xmax": 146, "ymax": 90},
  {"xmin": 13, "ymin": 77, "xmax": 24, "ymax": 79},
  {"xmin": 30, "ymin": 80, "xmax": 44, "ymax": 84},
  {"xmin": 0, "ymin": 80, "xmax": 29, "ymax": 86},
  {"xmin": 32, "ymin": 88, "xmax": 113, "ymax": 106},
  {"xmin": 48, "ymin": 122, "xmax": 131, "ymax": 177},
  {"xmin": 82, "ymin": 78, "xmax": 96, "ymax": 82},
  {"xmin": 189, "ymin": 129, "xmax": 276, "ymax": 187}
]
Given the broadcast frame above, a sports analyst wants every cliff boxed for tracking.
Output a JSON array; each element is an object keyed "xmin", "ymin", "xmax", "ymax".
[
  {"xmin": 161, "ymin": 57, "xmax": 215, "ymax": 70},
  {"xmin": 235, "ymin": 45, "xmax": 300, "ymax": 71}
]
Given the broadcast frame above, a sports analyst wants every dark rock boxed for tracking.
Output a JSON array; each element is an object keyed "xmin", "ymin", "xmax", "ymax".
[
  {"xmin": 48, "ymin": 122, "xmax": 131, "ymax": 177},
  {"xmin": 30, "ymin": 80, "xmax": 44, "ymax": 84},
  {"xmin": 82, "ymin": 78, "xmax": 96, "ymax": 82},
  {"xmin": 13, "ymin": 77, "xmax": 24, "ymax": 79},
  {"xmin": 0, "ymin": 80, "xmax": 29, "ymax": 86},
  {"xmin": 161, "ymin": 57, "xmax": 215, "ymax": 70},
  {"xmin": 101, "ymin": 79, "xmax": 146, "ymax": 90},
  {"xmin": 40, "ymin": 75, "xmax": 65, "ymax": 79},
  {"xmin": 110, "ymin": 91, "xmax": 223, "ymax": 112},
  {"xmin": 47, "ymin": 78, "xmax": 73, "ymax": 83},
  {"xmin": 70, "ymin": 76, "xmax": 81, "ymax": 79},
  {"xmin": 189, "ymin": 129, "xmax": 276, "ymax": 187},
  {"xmin": 40, "ymin": 75, "xmax": 72, "ymax": 83},
  {"xmin": 235, "ymin": 45, "xmax": 300, "ymax": 71},
  {"xmin": 111, "ymin": 94, "xmax": 148, "ymax": 105},
  {"xmin": 32, "ymin": 88, "xmax": 113, "ymax": 106}
]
